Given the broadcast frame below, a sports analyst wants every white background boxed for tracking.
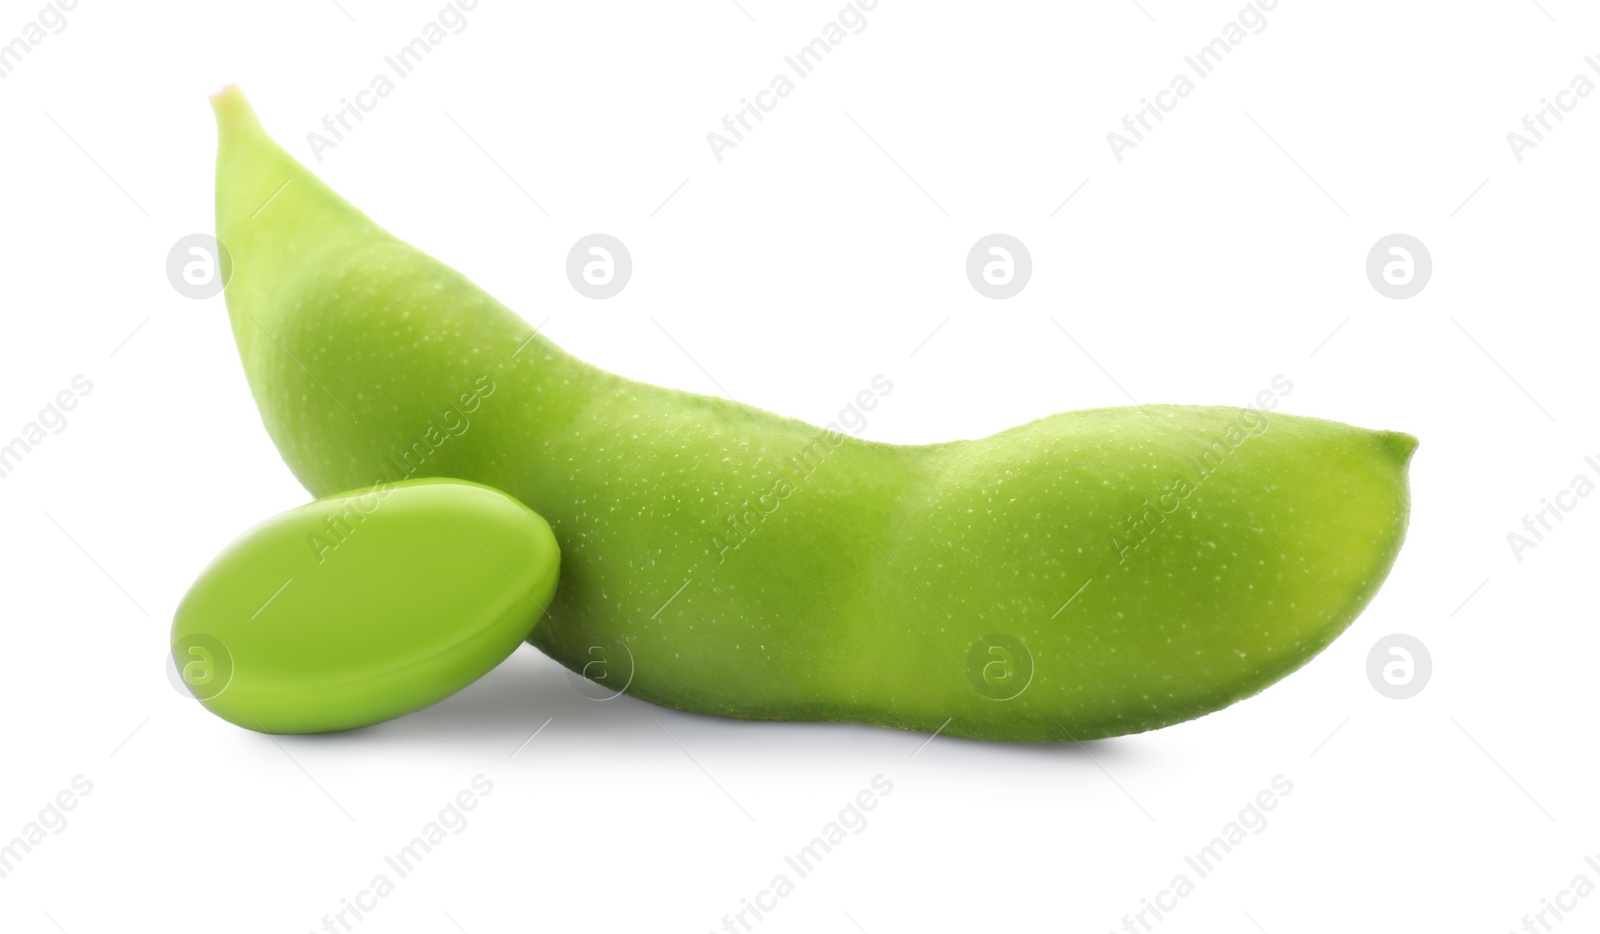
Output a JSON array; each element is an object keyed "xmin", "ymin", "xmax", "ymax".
[{"xmin": 1, "ymin": 1, "xmax": 1596, "ymax": 932}]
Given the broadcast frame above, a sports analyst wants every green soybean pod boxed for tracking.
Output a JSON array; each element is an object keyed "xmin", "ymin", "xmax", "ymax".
[
  {"xmin": 212, "ymin": 86, "xmax": 1414, "ymax": 741},
  {"xmin": 171, "ymin": 478, "xmax": 559, "ymax": 733}
]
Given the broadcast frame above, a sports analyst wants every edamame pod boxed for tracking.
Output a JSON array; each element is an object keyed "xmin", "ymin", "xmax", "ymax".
[{"xmin": 212, "ymin": 87, "xmax": 1413, "ymax": 741}]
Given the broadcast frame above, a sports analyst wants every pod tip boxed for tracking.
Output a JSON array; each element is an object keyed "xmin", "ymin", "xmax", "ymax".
[
  {"xmin": 1377, "ymin": 430, "xmax": 1419, "ymax": 466},
  {"xmin": 209, "ymin": 84, "xmax": 260, "ymax": 132}
]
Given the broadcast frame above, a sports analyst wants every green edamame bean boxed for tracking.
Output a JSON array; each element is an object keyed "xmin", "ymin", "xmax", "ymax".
[
  {"xmin": 171, "ymin": 478, "xmax": 559, "ymax": 733},
  {"xmin": 211, "ymin": 87, "xmax": 1414, "ymax": 741}
]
